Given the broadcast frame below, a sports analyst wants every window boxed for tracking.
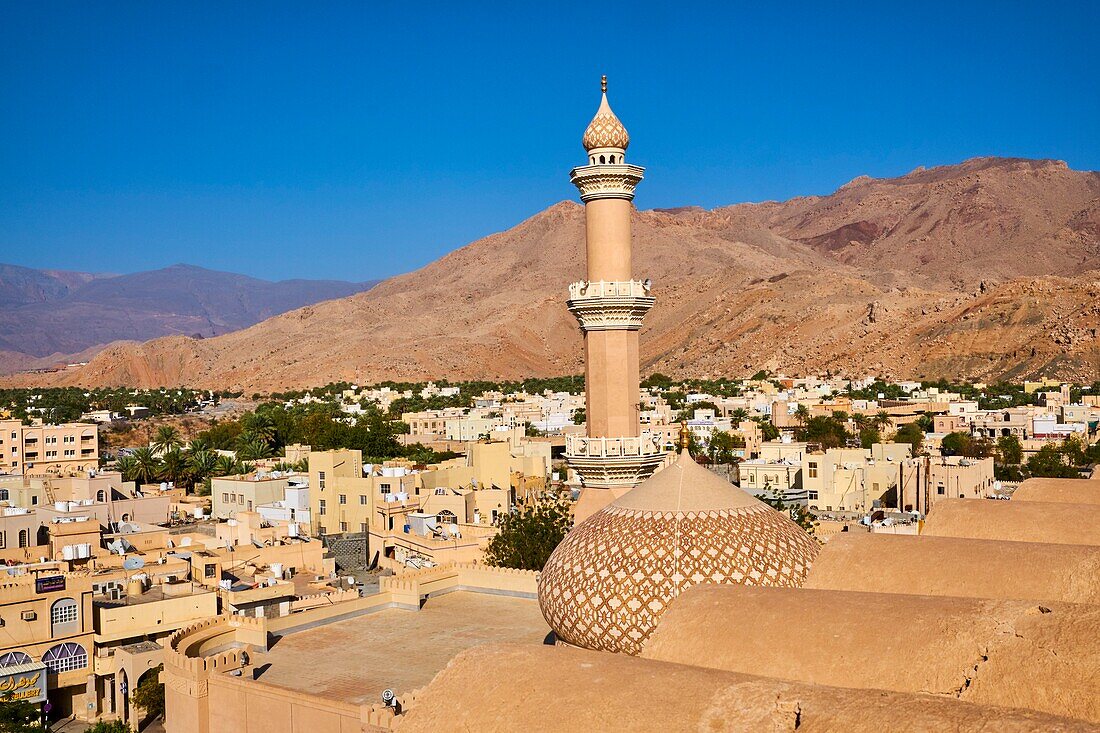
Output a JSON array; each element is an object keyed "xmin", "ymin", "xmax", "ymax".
[
  {"xmin": 51, "ymin": 598, "xmax": 79, "ymax": 628},
  {"xmin": 937, "ymin": 486, "xmax": 945, "ymax": 495},
  {"xmin": 339, "ymin": 494, "xmax": 346, "ymax": 505},
  {"xmin": 360, "ymin": 523, "xmax": 368, "ymax": 533},
  {"xmin": 808, "ymin": 491, "xmax": 819, "ymax": 501},
  {"xmin": 0, "ymin": 490, "xmax": 7, "ymax": 501},
  {"xmin": 436, "ymin": 510, "xmax": 457, "ymax": 525},
  {"xmin": 204, "ymin": 565, "xmax": 216, "ymax": 578},
  {"xmin": 318, "ymin": 471, "xmax": 326, "ymax": 490},
  {"xmin": 379, "ymin": 483, "xmax": 391, "ymax": 494},
  {"xmin": 319, "ymin": 499, "xmax": 326, "ymax": 515},
  {"xmin": 0, "ymin": 532, "xmax": 6, "ymax": 549},
  {"xmin": 96, "ymin": 490, "xmax": 106, "ymax": 502},
  {"xmin": 0, "ymin": 651, "xmax": 31, "ymax": 668},
  {"xmin": 339, "ymin": 522, "xmax": 348, "ymax": 532},
  {"xmin": 64, "ymin": 450, "xmax": 75, "ymax": 457},
  {"xmin": 359, "ymin": 495, "xmax": 367, "ymax": 505},
  {"xmin": 43, "ymin": 642, "xmax": 87, "ymax": 673},
  {"xmin": 222, "ymin": 493, "xmax": 230, "ymax": 503},
  {"xmin": 18, "ymin": 529, "xmax": 28, "ymax": 548},
  {"xmin": 808, "ymin": 462, "xmax": 818, "ymax": 479}
]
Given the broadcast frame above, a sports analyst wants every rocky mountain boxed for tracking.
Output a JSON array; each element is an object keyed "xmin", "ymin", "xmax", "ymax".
[
  {"xmin": 0, "ymin": 264, "xmax": 378, "ymax": 373},
  {"xmin": 7, "ymin": 157, "xmax": 1099, "ymax": 391}
]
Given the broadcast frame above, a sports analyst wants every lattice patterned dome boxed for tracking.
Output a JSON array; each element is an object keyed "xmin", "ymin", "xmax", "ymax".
[
  {"xmin": 582, "ymin": 81, "xmax": 630, "ymax": 152},
  {"xmin": 538, "ymin": 446, "xmax": 820, "ymax": 655}
]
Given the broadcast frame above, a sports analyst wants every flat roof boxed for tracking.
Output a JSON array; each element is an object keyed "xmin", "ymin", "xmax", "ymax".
[{"xmin": 248, "ymin": 591, "xmax": 549, "ymax": 703}]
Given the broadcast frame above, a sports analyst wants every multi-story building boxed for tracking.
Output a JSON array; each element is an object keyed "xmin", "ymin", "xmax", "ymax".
[
  {"xmin": 802, "ymin": 444, "xmax": 911, "ymax": 513},
  {"xmin": 211, "ymin": 472, "xmax": 305, "ymax": 520},
  {"xmin": 0, "ymin": 420, "xmax": 99, "ymax": 476},
  {"xmin": 898, "ymin": 454, "xmax": 996, "ymax": 515}
]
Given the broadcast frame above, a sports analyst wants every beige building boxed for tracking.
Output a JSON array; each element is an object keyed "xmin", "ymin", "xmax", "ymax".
[
  {"xmin": 803, "ymin": 444, "xmax": 911, "ymax": 513},
  {"xmin": 898, "ymin": 454, "xmax": 997, "ymax": 515},
  {"xmin": 211, "ymin": 472, "xmax": 306, "ymax": 520},
  {"xmin": 0, "ymin": 419, "xmax": 99, "ymax": 476}
]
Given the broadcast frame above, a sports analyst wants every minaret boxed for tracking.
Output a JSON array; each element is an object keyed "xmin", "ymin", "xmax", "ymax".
[{"xmin": 566, "ymin": 76, "xmax": 664, "ymax": 521}]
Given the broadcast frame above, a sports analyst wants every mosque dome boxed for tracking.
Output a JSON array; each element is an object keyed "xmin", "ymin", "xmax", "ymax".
[
  {"xmin": 538, "ymin": 428, "xmax": 821, "ymax": 655},
  {"xmin": 582, "ymin": 76, "xmax": 630, "ymax": 152}
]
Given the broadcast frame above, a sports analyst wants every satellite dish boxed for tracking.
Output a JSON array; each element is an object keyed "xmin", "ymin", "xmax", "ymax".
[
  {"xmin": 251, "ymin": 539, "xmax": 264, "ymax": 549},
  {"xmin": 123, "ymin": 556, "xmax": 145, "ymax": 571},
  {"xmin": 381, "ymin": 689, "xmax": 395, "ymax": 705},
  {"xmin": 107, "ymin": 540, "xmax": 126, "ymax": 555}
]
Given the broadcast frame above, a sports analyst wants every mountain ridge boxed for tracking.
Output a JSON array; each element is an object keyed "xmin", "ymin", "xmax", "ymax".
[
  {"xmin": 6, "ymin": 156, "xmax": 1098, "ymax": 390},
  {"xmin": 0, "ymin": 263, "xmax": 379, "ymax": 373}
]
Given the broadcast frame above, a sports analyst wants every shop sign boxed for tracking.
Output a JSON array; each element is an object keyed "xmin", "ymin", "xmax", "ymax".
[
  {"xmin": 0, "ymin": 665, "xmax": 47, "ymax": 704},
  {"xmin": 35, "ymin": 576, "xmax": 65, "ymax": 594}
]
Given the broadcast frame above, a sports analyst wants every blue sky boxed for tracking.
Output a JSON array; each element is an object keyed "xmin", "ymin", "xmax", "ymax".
[{"xmin": 1, "ymin": 1, "xmax": 1097, "ymax": 281}]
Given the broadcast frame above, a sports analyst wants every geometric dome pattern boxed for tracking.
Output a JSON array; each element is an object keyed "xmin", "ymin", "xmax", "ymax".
[
  {"xmin": 538, "ymin": 502, "xmax": 819, "ymax": 655},
  {"xmin": 582, "ymin": 93, "xmax": 630, "ymax": 152}
]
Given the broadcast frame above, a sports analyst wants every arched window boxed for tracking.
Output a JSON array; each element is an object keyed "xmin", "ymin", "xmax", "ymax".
[
  {"xmin": 599, "ymin": 155, "xmax": 605, "ymax": 164},
  {"xmin": 0, "ymin": 489, "xmax": 8, "ymax": 501},
  {"xmin": 18, "ymin": 529, "xmax": 28, "ymax": 548},
  {"xmin": 436, "ymin": 509, "xmax": 457, "ymax": 525},
  {"xmin": 96, "ymin": 490, "xmax": 106, "ymax": 502},
  {"xmin": 50, "ymin": 597, "xmax": 79, "ymax": 633},
  {"xmin": 42, "ymin": 642, "xmax": 87, "ymax": 673},
  {"xmin": 0, "ymin": 651, "xmax": 31, "ymax": 668}
]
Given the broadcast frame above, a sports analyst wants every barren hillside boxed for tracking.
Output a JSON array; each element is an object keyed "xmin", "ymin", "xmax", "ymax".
[{"xmin": 8, "ymin": 157, "xmax": 1099, "ymax": 391}]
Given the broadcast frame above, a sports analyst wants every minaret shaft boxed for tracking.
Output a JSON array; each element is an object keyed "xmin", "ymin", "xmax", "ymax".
[{"xmin": 584, "ymin": 199, "xmax": 632, "ymax": 280}]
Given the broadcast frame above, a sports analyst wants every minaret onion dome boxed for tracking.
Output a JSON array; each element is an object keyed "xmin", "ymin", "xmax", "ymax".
[{"xmin": 582, "ymin": 75, "xmax": 630, "ymax": 164}]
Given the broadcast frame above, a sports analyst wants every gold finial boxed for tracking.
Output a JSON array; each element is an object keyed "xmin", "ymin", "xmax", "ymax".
[
  {"xmin": 679, "ymin": 421, "xmax": 691, "ymax": 451},
  {"xmin": 601, "ymin": 75, "xmax": 607, "ymax": 94}
]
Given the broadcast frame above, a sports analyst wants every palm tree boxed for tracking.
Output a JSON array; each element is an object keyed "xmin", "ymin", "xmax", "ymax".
[
  {"xmin": 188, "ymin": 450, "xmax": 217, "ymax": 482},
  {"xmin": 729, "ymin": 408, "xmax": 750, "ymax": 424},
  {"xmin": 152, "ymin": 426, "xmax": 182, "ymax": 455},
  {"xmin": 187, "ymin": 438, "xmax": 210, "ymax": 454},
  {"xmin": 130, "ymin": 447, "xmax": 163, "ymax": 485},
  {"xmin": 794, "ymin": 404, "xmax": 810, "ymax": 426},
  {"xmin": 212, "ymin": 454, "xmax": 240, "ymax": 477},
  {"xmin": 236, "ymin": 434, "xmax": 273, "ymax": 461},
  {"xmin": 160, "ymin": 448, "xmax": 189, "ymax": 487},
  {"xmin": 240, "ymin": 413, "xmax": 277, "ymax": 447},
  {"xmin": 873, "ymin": 410, "xmax": 893, "ymax": 432},
  {"xmin": 115, "ymin": 456, "xmax": 139, "ymax": 483}
]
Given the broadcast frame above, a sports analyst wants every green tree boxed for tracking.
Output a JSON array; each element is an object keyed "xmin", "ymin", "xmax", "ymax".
[
  {"xmin": 160, "ymin": 447, "xmax": 190, "ymax": 487},
  {"xmin": 0, "ymin": 692, "xmax": 42, "ymax": 732},
  {"xmin": 115, "ymin": 455, "xmax": 139, "ymax": 483},
  {"xmin": 996, "ymin": 434, "xmax": 1023, "ymax": 465},
  {"xmin": 793, "ymin": 404, "xmax": 810, "ymax": 426},
  {"xmin": 571, "ymin": 408, "xmax": 586, "ymax": 425},
  {"xmin": 236, "ymin": 434, "xmax": 274, "ymax": 461},
  {"xmin": 729, "ymin": 408, "xmax": 750, "ymax": 423},
  {"xmin": 151, "ymin": 425, "xmax": 183, "ymax": 454},
  {"xmin": 130, "ymin": 447, "xmax": 163, "ymax": 485},
  {"xmin": 707, "ymin": 431, "xmax": 744, "ymax": 464},
  {"xmin": 188, "ymin": 449, "xmax": 218, "ymax": 483},
  {"xmin": 213, "ymin": 454, "xmax": 240, "ymax": 477},
  {"xmin": 893, "ymin": 423, "xmax": 924, "ymax": 455},
  {"xmin": 1026, "ymin": 444, "xmax": 1079, "ymax": 478},
  {"xmin": 485, "ymin": 498, "xmax": 573, "ymax": 571},
  {"xmin": 797, "ymin": 416, "xmax": 850, "ymax": 450},
  {"xmin": 132, "ymin": 664, "xmax": 165, "ymax": 721}
]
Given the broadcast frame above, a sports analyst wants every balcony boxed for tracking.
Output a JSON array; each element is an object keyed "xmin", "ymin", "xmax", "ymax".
[
  {"xmin": 565, "ymin": 434, "xmax": 666, "ymax": 490},
  {"xmin": 566, "ymin": 280, "xmax": 655, "ymax": 332}
]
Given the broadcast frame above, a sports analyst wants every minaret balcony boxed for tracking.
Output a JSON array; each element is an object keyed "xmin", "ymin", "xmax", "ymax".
[
  {"xmin": 569, "ymin": 163, "xmax": 645, "ymax": 202},
  {"xmin": 567, "ymin": 280, "xmax": 655, "ymax": 331},
  {"xmin": 565, "ymin": 434, "xmax": 667, "ymax": 489}
]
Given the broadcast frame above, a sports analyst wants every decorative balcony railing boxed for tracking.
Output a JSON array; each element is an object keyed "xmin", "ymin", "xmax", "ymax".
[
  {"xmin": 566, "ymin": 280, "xmax": 655, "ymax": 332},
  {"xmin": 565, "ymin": 434, "xmax": 663, "ymax": 458},
  {"xmin": 568, "ymin": 279, "xmax": 651, "ymax": 300}
]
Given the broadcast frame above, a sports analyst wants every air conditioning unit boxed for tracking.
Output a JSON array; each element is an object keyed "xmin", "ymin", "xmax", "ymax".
[{"xmin": 21, "ymin": 610, "xmax": 36, "ymax": 621}]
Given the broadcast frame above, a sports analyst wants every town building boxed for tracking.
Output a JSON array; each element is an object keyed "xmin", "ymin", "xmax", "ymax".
[{"xmin": 0, "ymin": 420, "xmax": 100, "ymax": 476}]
